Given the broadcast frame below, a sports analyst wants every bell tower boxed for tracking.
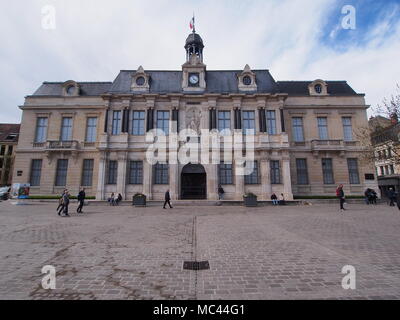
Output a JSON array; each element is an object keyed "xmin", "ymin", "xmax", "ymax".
[{"xmin": 182, "ymin": 23, "xmax": 206, "ymax": 92}]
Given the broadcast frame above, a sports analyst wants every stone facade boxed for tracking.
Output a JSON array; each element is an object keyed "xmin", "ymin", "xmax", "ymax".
[
  {"xmin": 12, "ymin": 31, "xmax": 378, "ymax": 200},
  {"xmin": 0, "ymin": 124, "xmax": 20, "ymax": 186}
]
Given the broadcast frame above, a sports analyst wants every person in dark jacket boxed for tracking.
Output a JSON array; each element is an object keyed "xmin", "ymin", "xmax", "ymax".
[
  {"xmin": 62, "ymin": 190, "xmax": 70, "ymax": 217},
  {"xmin": 271, "ymin": 193, "xmax": 278, "ymax": 205},
  {"xmin": 218, "ymin": 186, "xmax": 225, "ymax": 200},
  {"xmin": 77, "ymin": 188, "xmax": 85, "ymax": 213},
  {"xmin": 57, "ymin": 189, "xmax": 66, "ymax": 215},
  {"xmin": 388, "ymin": 188, "xmax": 396, "ymax": 206},
  {"xmin": 163, "ymin": 190, "xmax": 173, "ymax": 209},
  {"xmin": 336, "ymin": 184, "xmax": 346, "ymax": 211}
]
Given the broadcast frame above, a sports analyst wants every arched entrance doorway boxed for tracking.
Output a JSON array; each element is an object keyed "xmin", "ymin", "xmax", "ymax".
[{"xmin": 181, "ymin": 164, "xmax": 207, "ymax": 200}]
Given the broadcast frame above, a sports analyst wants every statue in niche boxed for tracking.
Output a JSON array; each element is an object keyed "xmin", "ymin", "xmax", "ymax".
[{"xmin": 186, "ymin": 107, "xmax": 202, "ymax": 135}]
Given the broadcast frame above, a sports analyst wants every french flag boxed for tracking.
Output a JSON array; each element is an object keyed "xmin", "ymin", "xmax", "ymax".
[{"xmin": 189, "ymin": 16, "xmax": 195, "ymax": 30}]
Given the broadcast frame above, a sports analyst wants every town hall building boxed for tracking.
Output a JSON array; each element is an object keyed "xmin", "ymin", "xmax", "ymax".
[{"xmin": 13, "ymin": 29, "xmax": 378, "ymax": 201}]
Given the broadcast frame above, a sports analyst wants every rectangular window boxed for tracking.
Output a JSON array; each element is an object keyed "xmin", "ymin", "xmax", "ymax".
[
  {"xmin": 317, "ymin": 117, "xmax": 329, "ymax": 140},
  {"xmin": 322, "ymin": 158, "xmax": 334, "ymax": 185},
  {"xmin": 380, "ymin": 166, "xmax": 384, "ymax": 176},
  {"xmin": 35, "ymin": 117, "xmax": 48, "ymax": 143},
  {"xmin": 292, "ymin": 117, "xmax": 304, "ymax": 142},
  {"xmin": 385, "ymin": 165, "xmax": 389, "ymax": 175},
  {"xmin": 156, "ymin": 111, "xmax": 170, "ymax": 135},
  {"xmin": 218, "ymin": 163, "xmax": 233, "ymax": 185},
  {"xmin": 266, "ymin": 110, "xmax": 277, "ymax": 135},
  {"xmin": 342, "ymin": 117, "xmax": 353, "ymax": 141},
  {"xmin": 0, "ymin": 145, "xmax": 5, "ymax": 155},
  {"xmin": 112, "ymin": 111, "xmax": 122, "ymax": 135},
  {"xmin": 55, "ymin": 159, "xmax": 68, "ymax": 186},
  {"xmin": 242, "ymin": 111, "xmax": 255, "ymax": 134},
  {"xmin": 107, "ymin": 160, "xmax": 118, "ymax": 185},
  {"xmin": 270, "ymin": 160, "xmax": 281, "ymax": 184},
  {"xmin": 218, "ymin": 111, "xmax": 231, "ymax": 132},
  {"xmin": 296, "ymin": 158, "xmax": 309, "ymax": 185},
  {"xmin": 81, "ymin": 159, "xmax": 94, "ymax": 186},
  {"xmin": 131, "ymin": 111, "xmax": 145, "ymax": 135},
  {"xmin": 244, "ymin": 161, "xmax": 259, "ymax": 184},
  {"xmin": 60, "ymin": 117, "xmax": 73, "ymax": 141},
  {"xmin": 128, "ymin": 161, "xmax": 143, "ymax": 185},
  {"xmin": 347, "ymin": 158, "xmax": 360, "ymax": 185},
  {"xmin": 390, "ymin": 164, "xmax": 395, "ymax": 175},
  {"xmin": 271, "ymin": 160, "xmax": 281, "ymax": 184},
  {"xmin": 7, "ymin": 145, "xmax": 13, "ymax": 156},
  {"xmin": 154, "ymin": 163, "xmax": 169, "ymax": 185},
  {"xmin": 85, "ymin": 117, "xmax": 97, "ymax": 142},
  {"xmin": 30, "ymin": 159, "xmax": 42, "ymax": 187}
]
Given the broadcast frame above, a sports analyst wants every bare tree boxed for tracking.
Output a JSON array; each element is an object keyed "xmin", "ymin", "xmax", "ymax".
[{"xmin": 372, "ymin": 84, "xmax": 400, "ymax": 121}]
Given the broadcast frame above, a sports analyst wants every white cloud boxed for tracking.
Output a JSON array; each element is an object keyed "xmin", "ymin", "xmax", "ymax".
[{"xmin": 0, "ymin": 0, "xmax": 398, "ymax": 122}]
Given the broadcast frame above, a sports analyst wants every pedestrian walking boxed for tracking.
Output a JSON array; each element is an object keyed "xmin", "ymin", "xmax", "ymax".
[
  {"xmin": 57, "ymin": 189, "xmax": 66, "ymax": 216},
  {"xmin": 163, "ymin": 190, "xmax": 173, "ymax": 209},
  {"xmin": 364, "ymin": 188, "xmax": 371, "ymax": 205},
  {"xmin": 62, "ymin": 190, "xmax": 70, "ymax": 217},
  {"xmin": 57, "ymin": 190, "xmax": 66, "ymax": 216},
  {"xmin": 388, "ymin": 188, "xmax": 396, "ymax": 206},
  {"xmin": 336, "ymin": 184, "xmax": 346, "ymax": 212},
  {"xmin": 218, "ymin": 185, "xmax": 225, "ymax": 200},
  {"xmin": 77, "ymin": 188, "xmax": 86, "ymax": 213},
  {"xmin": 271, "ymin": 193, "xmax": 278, "ymax": 205}
]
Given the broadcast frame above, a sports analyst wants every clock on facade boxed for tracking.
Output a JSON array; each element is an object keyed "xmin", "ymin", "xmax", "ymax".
[{"xmin": 189, "ymin": 73, "xmax": 200, "ymax": 86}]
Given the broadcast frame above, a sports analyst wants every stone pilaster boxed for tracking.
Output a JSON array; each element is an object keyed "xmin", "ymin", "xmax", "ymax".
[
  {"xmin": 207, "ymin": 163, "xmax": 218, "ymax": 200},
  {"xmin": 96, "ymin": 152, "xmax": 107, "ymax": 200},
  {"xmin": 260, "ymin": 159, "xmax": 271, "ymax": 200},
  {"xmin": 234, "ymin": 161, "xmax": 244, "ymax": 200},
  {"xmin": 116, "ymin": 152, "xmax": 127, "ymax": 199},
  {"xmin": 143, "ymin": 160, "xmax": 153, "ymax": 200},
  {"xmin": 282, "ymin": 157, "xmax": 293, "ymax": 200},
  {"xmin": 169, "ymin": 163, "xmax": 179, "ymax": 200}
]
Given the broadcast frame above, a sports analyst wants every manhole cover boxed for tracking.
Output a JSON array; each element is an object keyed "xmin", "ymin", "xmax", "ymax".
[{"xmin": 183, "ymin": 261, "xmax": 210, "ymax": 270}]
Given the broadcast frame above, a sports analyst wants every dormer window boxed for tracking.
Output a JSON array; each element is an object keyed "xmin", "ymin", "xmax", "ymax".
[
  {"xmin": 67, "ymin": 85, "xmax": 76, "ymax": 95},
  {"xmin": 131, "ymin": 66, "xmax": 150, "ymax": 92},
  {"xmin": 136, "ymin": 76, "xmax": 145, "ymax": 86},
  {"xmin": 62, "ymin": 80, "xmax": 80, "ymax": 96},
  {"xmin": 308, "ymin": 80, "xmax": 328, "ymax": 96},
  {"xmin": 238, "ymin": 65, "xmax": 257, "ymax": 92},
  {"xmin": 243, "ymin": 76, "xmax": 252, "ymax": 86}
]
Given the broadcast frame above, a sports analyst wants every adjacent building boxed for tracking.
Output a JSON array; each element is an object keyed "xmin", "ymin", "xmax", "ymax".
[
  {"xmin": 0, "ymin": 124, "xmax": 20, "ymax": 186},
  {"xmin": 370, "ymin": 116, "xmax": 400, "ymax": 197},
  {"xmin": 13, "ymin": 30, "xmax": 378, "ymax": 200}
]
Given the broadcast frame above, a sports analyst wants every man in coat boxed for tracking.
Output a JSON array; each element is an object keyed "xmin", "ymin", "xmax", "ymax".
[
  {"xmin": 336, "ymin": 184, "xmax": 346, "ymax": 212},
  {"xmin": 62, "ymin": 190, "xmax": 70, "ymax": 217},
  {"xmin": 77, "ymin": 188, "xmax": 85, "ymax": 213},
  {"xmin": 163, "ymin": 190, "xmax": 173, "ymax": 209}
]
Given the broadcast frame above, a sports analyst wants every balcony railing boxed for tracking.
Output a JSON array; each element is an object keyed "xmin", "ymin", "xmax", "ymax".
[{"xmin": 46, "ymin": 140, "xmax": 80, "ymax": 150}]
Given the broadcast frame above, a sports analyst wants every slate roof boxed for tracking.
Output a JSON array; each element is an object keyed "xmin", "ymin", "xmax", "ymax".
[
  {"xmin": 0, "ymin": 124, "xmax": 20, "ymax": 143},
  {"xmin": 109, "ymin": 70, "xmax": 279, "ymax": 95},
  {"xmin": 277, "ymin": 81, "xmax": 358, "ymax": 96},
  {"xmin": 30, "ymin": 72, "xmax": 360, "ymax": 97},
  {"xmin": 32, "ymin": 82, "xmax": 113, "ymax": 96}
]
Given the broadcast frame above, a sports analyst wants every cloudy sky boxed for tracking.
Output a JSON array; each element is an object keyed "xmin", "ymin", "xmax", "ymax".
[{"xmin": 0, "ymin": 0, "xmax": 399, "ymax": 123}]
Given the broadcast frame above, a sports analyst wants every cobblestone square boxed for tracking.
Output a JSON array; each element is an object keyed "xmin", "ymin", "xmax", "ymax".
[{"xmin": 0, "ymin": 200, "xmax": 400, "ymax": 300}]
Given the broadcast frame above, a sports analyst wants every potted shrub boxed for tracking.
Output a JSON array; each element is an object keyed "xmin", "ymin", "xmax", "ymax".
[
  {"xmin": 132, "ymin": 193, "xmax": 146, "ymax": 207},
  {"xmin": 243, "ymin": 192, "xmax": 258, "ymax": 207}
]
